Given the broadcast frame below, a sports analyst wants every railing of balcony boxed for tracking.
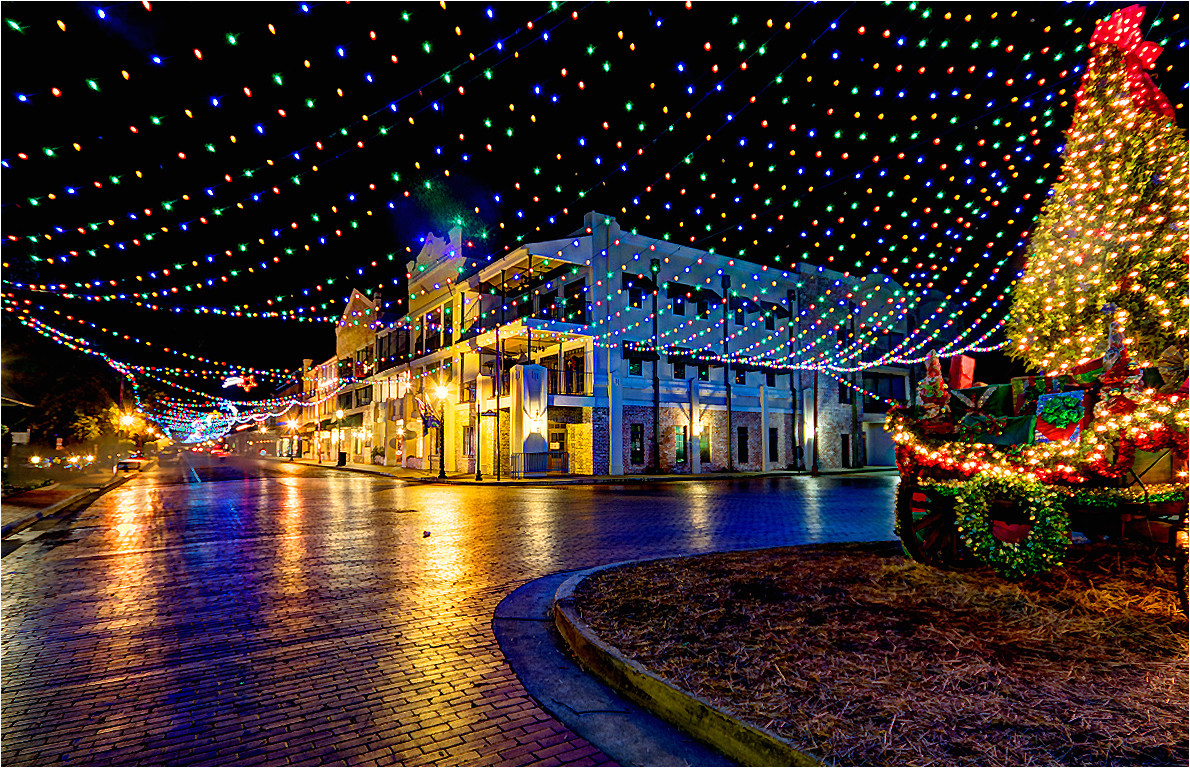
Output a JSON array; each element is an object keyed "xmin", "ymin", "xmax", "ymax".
[{"xmin": 485, "ymin": 370, "xmax": 594, "ymax": 397}]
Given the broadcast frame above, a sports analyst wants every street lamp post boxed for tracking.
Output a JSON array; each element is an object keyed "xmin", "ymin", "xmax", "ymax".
[
  {"xmin": 434, "ymin": 385, "xmax": 448, "ymax": 479},
  {"xmin": 335, "ymin": 408, "xmax": 345, "ymax": 466},
  {"xmin": 286, "ymin": 419, "xmax": 298, "ymax": 461}
]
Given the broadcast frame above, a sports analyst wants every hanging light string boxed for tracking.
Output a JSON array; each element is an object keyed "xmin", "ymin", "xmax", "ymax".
[{"xmin": 4, "ymin": 2, "xmax": 578, "ymax": 234}]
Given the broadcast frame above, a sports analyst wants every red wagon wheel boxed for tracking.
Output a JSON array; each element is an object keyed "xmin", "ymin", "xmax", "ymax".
[{"xmin": 896, "ymin": 479, "xmax": 972, "ymax": 568}]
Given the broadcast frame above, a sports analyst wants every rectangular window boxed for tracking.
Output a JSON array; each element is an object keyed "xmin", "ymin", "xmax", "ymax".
[
  {"xmin": 699, "ymin": 428, "xmax": 711, "ymax": 463},
  {"xmin": 462, "ymin": 425, "xmax": 475, "ymax": 456},
  {"xmin": 838, "ymin": 380, "xmax": 853, "ymax": 404},
  {"xmin": 735, "ymin": 368, "xmax": 746, "ymax": 385},
  {"xmin": 698, "ymin": 364, "xmax": 709, "ymax": 382},
  {"xmin": 675, "ymin": 425, "xmax": 688, "ymax": 463},
  {"xmin": 769, "ymin": 427, "xmax": 779, "ymax": 462},
  {"xmin": 628, "ymin": 358, "xmax": 643, "ymax": 376},
  {"xmin": 630, "ymin": 423, "xmax": 645, "ymax": 465},
  {"xmin": 734, "ymin": 307, "xmax": 746, "ymax": 326},
  {"xmin": 698, "ymin": 299, "xmax": 709, "ymax": 317},
  {"xmin": 737, "ymin": 426, "xmax": 749, "ymax": 464},
  {"xmin": 860, "ymin": 372, "xmax": 907, "ymax": 413},
  {"xmin": 765, "ymin": 371, "xmax": 776, "ymax": 388},
  {"xmin": 674, "ymin": 361, "xmax": 686, "ymax": 379},
  {"xmin": 671, "ymin": 296, "xmax": 685, "ymax": 316},
  {"xmin": 840, "ymin": 434, "xmax": 851, "ymax": 469},
  {"xmin": 765, "ymin": 312, "xmax": 776, "ymax": 331}
]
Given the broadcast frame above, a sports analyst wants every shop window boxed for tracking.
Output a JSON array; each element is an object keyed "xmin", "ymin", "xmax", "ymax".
[
  {"xmin": 735, "ymin": 368, "xmax": 747, "ymax": 385},
  {"xmin": 675, "ymin": 426, "xmax": 688, "ymax": 463},
  {"xmin": 737, "ymin": 426, "xmax": 749, "ymax": 464},
  {"xmin": 628, "ymin": 358, "xmax": 643, "ymax": 376},
  {"xmin": 462, "ymin": 426, "xmax": 475, "ymax": 456},
  {"xmin": 673, "ymin": 361, "xmax": 686, "ymax": 379},
  {"xmin": 630, "ymin": 424, "xmax": 645, "ymax": 464},
  {"xmin": 769, "ymin": 427, "xmax": 779, "ymax": 462},
  {"xmin": 734, "ymin": 307, "xmax": 746, "ymax": 326},
  {"xmin": 699, "ymin": 428, "xmax": 711, "ymax": 463},
  {"xmin": 698, "ymin": 364, "xmax": 709, "ymax": 382}
]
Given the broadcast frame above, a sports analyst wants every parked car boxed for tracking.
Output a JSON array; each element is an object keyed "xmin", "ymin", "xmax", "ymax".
[{"xmin": 117, "ymin": 455, "xmax": 147, "ymax": 471}]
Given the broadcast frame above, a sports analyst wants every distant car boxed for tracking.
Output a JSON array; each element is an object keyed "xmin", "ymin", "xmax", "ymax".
[
  {"xmin": 158, "ymin": 446, "xmax": 181, "ymax": 466},
  {"xmin": 117, "ymin": 455, "xmax": 147, "ymax": 471},
  {"xmin": 211, "ymin": 448, "xmax": 230, "ymax": 459}
]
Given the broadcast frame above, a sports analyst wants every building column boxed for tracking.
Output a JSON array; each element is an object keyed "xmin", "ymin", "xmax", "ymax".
[
  {"xmin": 689, "ymin": 379, "xmax": 701, "ymax": 475},
  {"xmin": 759, "ymin": 384, "xmax": 769, "ymax": 472},
  {"xmin": 608, "ymin": 374, "xmax": 623, "ymax": 475}
]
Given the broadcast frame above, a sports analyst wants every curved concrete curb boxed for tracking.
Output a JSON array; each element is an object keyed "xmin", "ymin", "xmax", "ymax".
[{"xmin": 554, "ymin": 563, "xmax": 820, "ymax": 768}]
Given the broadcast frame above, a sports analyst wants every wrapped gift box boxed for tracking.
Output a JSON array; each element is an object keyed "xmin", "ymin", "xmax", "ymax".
[
  {"xmin": 1011, "ymin": 375, "xmax": 1044, "ymax": 415},
  {"xmin": 959, "ymin": 413, "xmax": 1037, "ymax": 446},
  {"xmin": 950, "ymin": 384, "xmax": 1013, "ymax": 420},
  {"xmin": 1034, "ymin": 390, "xmax": 1088, "ymax": 444}
]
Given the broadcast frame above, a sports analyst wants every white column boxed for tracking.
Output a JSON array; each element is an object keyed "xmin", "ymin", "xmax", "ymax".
[
  {"xmin": 690, "ymin": 378, "xmax": 701, "ymax": 475},
  {"xmin": 760, "ymin": 384, "xmax": 769, "ymax": 472}
]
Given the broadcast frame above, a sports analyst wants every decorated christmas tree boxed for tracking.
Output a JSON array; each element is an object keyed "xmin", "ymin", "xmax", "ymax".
[{"xmin": 1007, "ymin": 5, "xmax": 1188, "ymax": 373}]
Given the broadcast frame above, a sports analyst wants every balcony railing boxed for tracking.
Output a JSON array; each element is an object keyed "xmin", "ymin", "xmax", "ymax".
[
  {"xmin": 547, "ymin": 370, "xmax": 593, "ymax": 395},
  {"xmin": 486, "ymin": 370, "xmax": 593, "ymax": 398},
  {"xmin": 511, "ymin": 451, "xmax": 569, "ymax": 478}
]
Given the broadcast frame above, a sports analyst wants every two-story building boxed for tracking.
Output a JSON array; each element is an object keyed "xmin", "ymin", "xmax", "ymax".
[{"xmin": 361, "ymin": 211, "xmax": 917, "ymax": 477}]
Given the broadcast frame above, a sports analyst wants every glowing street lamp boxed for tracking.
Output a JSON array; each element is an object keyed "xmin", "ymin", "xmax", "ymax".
[
  {"xmin": 335, "ymin": 408, "xmax": 345, "ymax": 466},
  {"xmin": 434, "ymin": 385, "xmax": 448, "ymax": 479}
]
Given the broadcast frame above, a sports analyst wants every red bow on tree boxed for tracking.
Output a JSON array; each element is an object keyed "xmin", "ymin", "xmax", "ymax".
[{"xmin": 1087, "ymin": 4, "xmax": 1174, "ymax": 118}]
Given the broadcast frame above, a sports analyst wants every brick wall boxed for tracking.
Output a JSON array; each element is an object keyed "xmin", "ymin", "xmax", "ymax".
[
  {"xmin": 621, "ymin": 405, "xmax": 655, "ymax": 474},
  {"xmin": 590, "ymin": 406, "xmax": 609, "ymax": 475},
  {"xmin": 657, "ymin": 405, "xmax": 690, "ymax": 473},
  {"xmin": 454, "ymin": 403, "xmax": 476, "ymax": 474}
]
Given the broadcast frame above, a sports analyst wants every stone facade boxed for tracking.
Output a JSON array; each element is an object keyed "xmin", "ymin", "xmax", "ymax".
[{"xmin": 590, "ymin": 406, "xmax": 610, "ymax": 475}]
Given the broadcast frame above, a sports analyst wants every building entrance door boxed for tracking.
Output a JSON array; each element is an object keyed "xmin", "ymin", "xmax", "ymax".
[{"xmin": 548, "ymin": 424, "xmax": 567, "ymax": 472}]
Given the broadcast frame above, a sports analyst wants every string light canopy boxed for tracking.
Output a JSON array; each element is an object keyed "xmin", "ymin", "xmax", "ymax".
[{"xmin": 2, "ymin": 2, "xmax": 1185, "ymax": 406}]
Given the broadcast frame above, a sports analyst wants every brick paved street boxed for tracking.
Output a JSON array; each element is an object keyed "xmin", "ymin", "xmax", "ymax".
[{"xmin": 1, "ymin": 456, "xmax": 896, "ymax": 766}]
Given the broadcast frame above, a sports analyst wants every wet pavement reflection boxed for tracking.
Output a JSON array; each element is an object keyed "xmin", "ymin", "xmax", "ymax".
[{"xmin": 1, "ymin": 456, "xmax": 896, "ymax": 766}]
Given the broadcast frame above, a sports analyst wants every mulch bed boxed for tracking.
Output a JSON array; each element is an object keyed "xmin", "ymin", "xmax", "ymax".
[{"xmin": 571, "ymin": 542, "xmax": 1188, "ymax": 766}]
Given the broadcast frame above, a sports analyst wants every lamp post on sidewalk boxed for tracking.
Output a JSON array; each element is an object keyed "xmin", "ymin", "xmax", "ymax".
[
  {"xmin": 335, "ymin": 409, "xmax": 345, "ymax": 466},
  {"xmin": 434, "ymin": 385, "xmax": 448, "ymax": 479},
  {"xmin": 286, "ymin": 419, "xmax": 298, "ymax": 461}
]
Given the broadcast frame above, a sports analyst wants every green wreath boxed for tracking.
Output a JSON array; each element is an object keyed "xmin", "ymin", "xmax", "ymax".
[{"xmin": 955, "ymin": 474, "xmax": 1069, "ymax": 578}]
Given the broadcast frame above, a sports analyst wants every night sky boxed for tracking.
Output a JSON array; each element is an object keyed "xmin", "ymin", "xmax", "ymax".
[{"xmin": 3, "ymin": 1, "xmax": 1187, "ymax": 401}]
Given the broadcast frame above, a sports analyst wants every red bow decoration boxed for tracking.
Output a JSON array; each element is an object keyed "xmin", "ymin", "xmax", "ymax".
[{"xmin": 1086, "ymin": 5, "xmax": 1174, "ymax": 119}]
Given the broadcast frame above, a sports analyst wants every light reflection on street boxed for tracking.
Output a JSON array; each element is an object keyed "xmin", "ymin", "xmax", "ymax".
[{"xmin": 1, "ymin": 458, "xmax": 897, "ymax": 766}]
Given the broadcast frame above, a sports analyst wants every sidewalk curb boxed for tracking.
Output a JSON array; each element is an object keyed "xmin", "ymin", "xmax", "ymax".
[
  {"xmin": 257, "ymin": 456, "xmax": 401, "ymax": 478},
  {"xmin": 2, "ymin": 472, "xmax": 132, "ymax": 538},
  {"xmin": 408, "ymin": 467, "xmax": 897, "ymax": 486},
  {"xmin": 553, "ymin": 562, "xmax": 820, "ymax": 768}
]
